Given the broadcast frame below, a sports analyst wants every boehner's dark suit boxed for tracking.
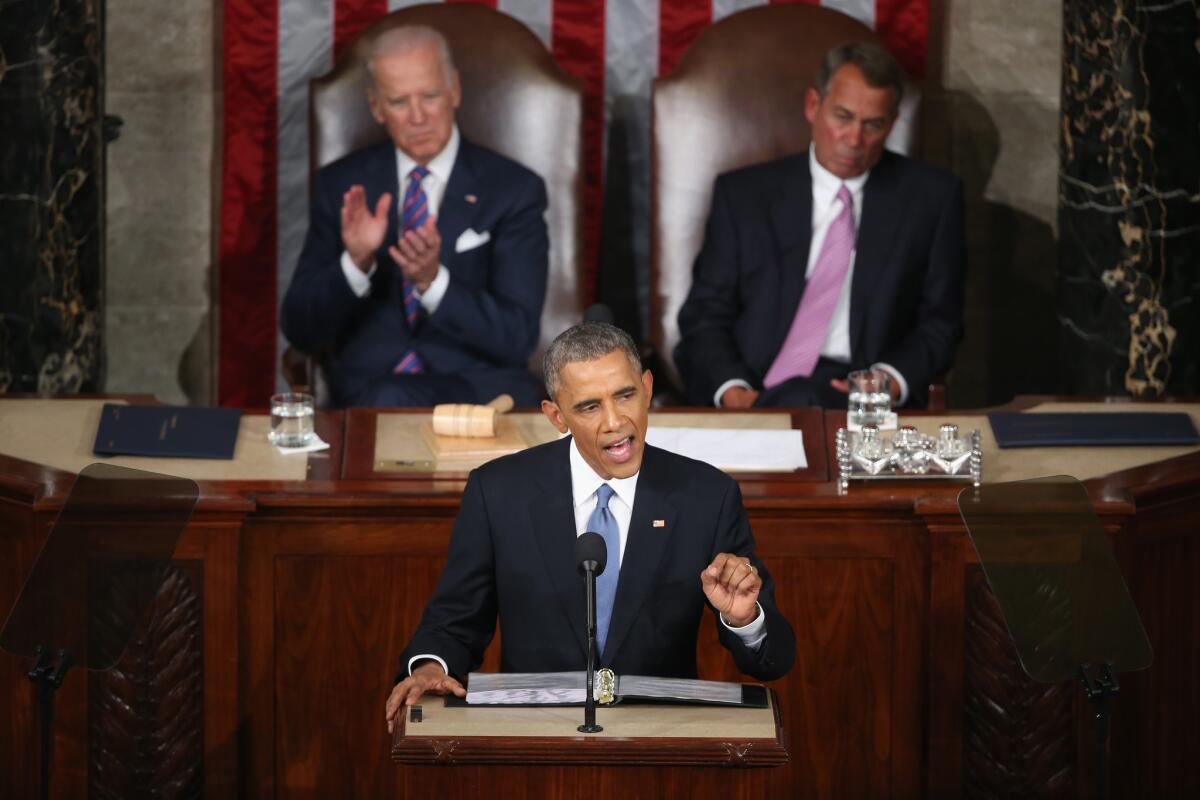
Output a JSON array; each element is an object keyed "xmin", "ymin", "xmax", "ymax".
[{"xmin": 676, "ymin": 150, "xmax": 965, "ymax": 409}]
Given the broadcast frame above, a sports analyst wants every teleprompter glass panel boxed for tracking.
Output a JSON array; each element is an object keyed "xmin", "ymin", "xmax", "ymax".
[
  {"xmin": 957, "ymin": 476, "xmax": 1152, "ymax": 683},
  {"xmin": 1, "ymin": 463, "xmax": 198, "ymax": 671}
]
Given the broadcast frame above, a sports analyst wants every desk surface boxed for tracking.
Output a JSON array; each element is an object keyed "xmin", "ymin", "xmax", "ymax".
[
  {"xmin": 344, "ymin": 407, "xmax": 829, "ymax": 482},
  {"xmin": 391, "ymin": 693, "xmax": 786, "ymax": 767},
  {"xmin": 826, "ymin": 400, "xmax": 1200, "ymax": 487},
  {"xmin": 2, "ymin": 397, "xmax": 1198, "ymax": 797},
  {"xmin": 0, "ymin": 398, "xmax": 345, "ymax": 483},
  {"xmin": 3, "ymin": 398, "xmax": 1198, "ymax": 500}
]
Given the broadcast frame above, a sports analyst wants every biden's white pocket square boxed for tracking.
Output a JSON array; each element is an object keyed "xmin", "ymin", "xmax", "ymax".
[{"xmin": 454, "ymin": 228, "xmax": 491, "ymax": 253}]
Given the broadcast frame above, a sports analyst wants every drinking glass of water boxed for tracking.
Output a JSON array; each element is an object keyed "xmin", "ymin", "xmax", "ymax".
[
  {"xmin": 269, "ymin": 392, "xmax": 315, "ymax": 447},
  {"xmin": 846, "ymin": 370, "xmax": 892, "ymax": 429}
]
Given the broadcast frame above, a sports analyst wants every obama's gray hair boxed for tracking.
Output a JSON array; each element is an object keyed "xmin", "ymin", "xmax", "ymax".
[{"xmin": 542, "ymin": 322, "xmax": 642, "ymax": 402}]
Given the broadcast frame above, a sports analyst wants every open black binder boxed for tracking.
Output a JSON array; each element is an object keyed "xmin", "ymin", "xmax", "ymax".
[{"xmin": 448, "ymin": 671, "xmax": 768, "ymax": 708}]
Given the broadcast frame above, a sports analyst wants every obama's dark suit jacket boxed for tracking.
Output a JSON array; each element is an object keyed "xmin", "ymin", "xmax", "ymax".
[{"xmin": 397, "ymin": 437, "xmax": 796, "ymax": 682}]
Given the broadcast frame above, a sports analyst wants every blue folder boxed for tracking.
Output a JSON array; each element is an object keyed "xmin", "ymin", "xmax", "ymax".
[
  {"xmin": 93, "ymin": 403, "xmax": 243, "ymax": 459},
  {"xmin": 988, "ymin": 412, "xmax": 1200, "ymax": 448}
]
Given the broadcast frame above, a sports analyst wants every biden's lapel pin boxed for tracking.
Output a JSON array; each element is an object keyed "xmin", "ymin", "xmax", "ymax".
[
  {"xmin": 465, "ymin": 194, "xmax": 478, "ymax": 204},
  {"xmin": 652, "ymin": 519, "xmax": 666, "ymax": 528}
]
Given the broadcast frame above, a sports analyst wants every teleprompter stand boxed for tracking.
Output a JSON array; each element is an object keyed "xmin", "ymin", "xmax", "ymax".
[
  {"xmin": 0, "ymin": 464, "xmax": 198, "ymax": 800},
  {"xmin": 957, "ymin": 476, "xmax": 1152, "ymax": 800}
]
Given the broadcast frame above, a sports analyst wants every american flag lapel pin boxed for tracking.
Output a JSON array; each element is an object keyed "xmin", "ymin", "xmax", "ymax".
[
  {"xmin": 465, "ymin": 194, "xmax": 478, "ymax": 204},
  {"xmin": 652, "ymin": 519, "xmax": 666, "ymax": 528}
]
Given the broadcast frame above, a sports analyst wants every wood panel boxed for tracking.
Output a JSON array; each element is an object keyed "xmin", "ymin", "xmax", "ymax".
[
  {"xmin": 1112, "ymin": 494, "xmax": 1200, "ymax": 797},
  {"xmin": 397, "ymin": 763, "xmax": 783, "ymax": 799},
  {"xmin": 249, "ymin": 505, "xmax": 926, "ymax": 799},
  {"xmin": 3, "ymin": 403, "xmax": 1200, "ymax": 798},
  {"xmin": 0, "ymin": 494, "xmax": 71, "ymax": 799},
  {"xmin": 923, "ymin": 505, "xmax": 1131, "ymax": 800},
  {"xmin": 962, "ymin": 566, "xmax": 1077, "ymax": 797},
  {"xmin": 90, "ymin": 562, "xmax": 204, "ymax": 798},
  {"xmin": 926, "ymin": 522, "xmax": 968, "ymax": 796},
  {"xmin": 774, "ymin": 555, "xmax": 897, "ymax": 797},
  {"xmin": 274, "ymin": 554, "xmax": 447, "ymax": 796},
  {"xmin": 0, "ymin": 468, "xmax": 246, "ymax": 800},
  {"xmin": 391, "ymin": 697, "xmax": 788, "ymax": 766},
  {"xmin": 240, "ymin": 507, "xmax": 462, "ymax": 799},
  {"xmin": 192, "ymin": 520, "xmax": 242, "ymax": 800},
  {"xmin": 0, "ymin": 496, "xmax": 47, "ymax": 798}
]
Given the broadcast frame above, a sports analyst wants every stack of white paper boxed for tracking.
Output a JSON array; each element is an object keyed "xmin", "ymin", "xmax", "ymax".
[{"xmin": 644, "ymin": 427, "xmax": 806, "ymax": 471}]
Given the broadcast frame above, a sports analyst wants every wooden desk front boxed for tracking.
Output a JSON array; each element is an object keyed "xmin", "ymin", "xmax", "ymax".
[
  {"xmin": 388, "ymin": 694, "xmax": 786, "ymax": 798},
  {"xmin": 1, "ymin": 401, "xmax": 1197, "ymax": 798}
]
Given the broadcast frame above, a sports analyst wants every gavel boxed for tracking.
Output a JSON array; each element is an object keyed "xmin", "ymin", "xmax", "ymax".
[{"xmin": 431, "ymin": 394, "xmax": 514, "ymax": 438}]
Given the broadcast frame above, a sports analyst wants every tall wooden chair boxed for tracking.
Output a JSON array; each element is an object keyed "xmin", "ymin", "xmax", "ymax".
[{"xmin": 649, "ymin": 5, "xmax": 921, "ymax": 400}]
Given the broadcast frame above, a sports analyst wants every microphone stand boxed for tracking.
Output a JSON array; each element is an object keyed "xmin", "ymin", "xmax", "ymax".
[{"xmin": 578, "ymin": 560, "xmax": 603, "ymax": 734}]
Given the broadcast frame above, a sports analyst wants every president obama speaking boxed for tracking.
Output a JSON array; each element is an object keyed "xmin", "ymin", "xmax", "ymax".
[{"xmin": 386, "ymin": 322, "xmax": 795, "ymax": 729}]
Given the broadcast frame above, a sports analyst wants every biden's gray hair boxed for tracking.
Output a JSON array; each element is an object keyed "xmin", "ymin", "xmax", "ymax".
[
  {"xmin": 366, "ymin": 25, "xmax": 457, "ymax": 89},
  {"xmin": 542, "ymin": 322, "xmax": 643, "ymax": 402}
]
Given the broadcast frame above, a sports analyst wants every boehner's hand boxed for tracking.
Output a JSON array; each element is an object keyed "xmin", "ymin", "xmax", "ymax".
[{"xmin": 700, "ymin": 553, "xmax": 762, "ymax": 628}]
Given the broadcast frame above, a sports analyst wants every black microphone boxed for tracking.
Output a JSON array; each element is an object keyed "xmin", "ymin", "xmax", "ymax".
[
  {"xmin": 575, "ymin": 531, "xmax": 607, "ymax": 577},
  {"xmin": 575, "ymin": 532, "xmax": 606, "ymax": 733},
  {"xmin": 583, "ymin": 303, "xmax": 615, "ymax": 325}
]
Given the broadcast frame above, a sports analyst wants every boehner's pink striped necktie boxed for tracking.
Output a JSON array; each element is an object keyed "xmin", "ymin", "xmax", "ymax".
[{"xmin": 762, "ymin": 183, "xmax": 855, "ymax": 388}]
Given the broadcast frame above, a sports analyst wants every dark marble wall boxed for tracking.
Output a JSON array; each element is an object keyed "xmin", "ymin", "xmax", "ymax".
[
  {"xmin": 1059, "ymin": 1, "xmax": 1200, "ymax": 397},
  {"xmin": 0, "ymin": 0, "xmax": 104, "ymax": 393}
]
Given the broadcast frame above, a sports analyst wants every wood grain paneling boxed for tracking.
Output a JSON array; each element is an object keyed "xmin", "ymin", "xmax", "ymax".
[
  {"xmin": 2, "ymin": 404, "xmax": 1199, "ymax": 798},
  {"xmin": 240, "ymin": 508, "xmax": 462, "ymax": 798},
  {"xmin": 274, "ymin": 554, "xmax": 446, "ymax": 797},
  {"xmin": 90, "ymin": 563, "xmax": 204, "ymax": 798},
  {"xmin": 258, "ymin": 507, "xmax": 924, "ymax": 799},
  {"xmin": 775, "ymin": 555, "xmax": 898, "ymax": 798},
  {"xmin": 1, "ymin": 469, "xmax": 245, "ymax": 800},
  {"xmin": 0, "ymin": 497, "xmax": 54, "ymax": 799},
  {"xmin": 962, "ymin": 566, "xmax": 1076, "ymax": 798},
  {"xmin": 1112, "ymin": 496, "xmax": 1200, "ymax": 798},
  {"xmin": 397, "ymin": 763, "xmax": 781, "ymax": 799}
]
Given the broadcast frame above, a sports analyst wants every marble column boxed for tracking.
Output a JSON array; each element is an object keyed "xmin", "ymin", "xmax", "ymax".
[
  {"xmin": 1059, "ymin": 1, "xmax": 1200, "ymax": 397},
  {"xmin": 0, "ymin": 0, "xmax": 104, "ymax": 393}
]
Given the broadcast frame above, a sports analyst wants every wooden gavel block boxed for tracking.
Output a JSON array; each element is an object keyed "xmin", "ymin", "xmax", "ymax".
[{"xmin": 431, "ymin": 394, "xmax": 515, "ymax": 438}]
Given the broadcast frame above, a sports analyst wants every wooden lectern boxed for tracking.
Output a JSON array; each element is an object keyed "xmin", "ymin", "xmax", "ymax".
[{"xmin": 391, "ymin": 693, "xmax": 788, "ymax": 797}]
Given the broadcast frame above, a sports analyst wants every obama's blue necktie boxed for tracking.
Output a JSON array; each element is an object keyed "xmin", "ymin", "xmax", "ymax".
[{"xmin": 587, "ymin": 484, "xmax": 621, "ymax": 655}]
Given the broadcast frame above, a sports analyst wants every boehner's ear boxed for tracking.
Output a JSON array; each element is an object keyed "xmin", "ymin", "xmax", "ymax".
[{"xmin": 804, "ymin": 87, "xmax": 822, "ymax": 125}]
